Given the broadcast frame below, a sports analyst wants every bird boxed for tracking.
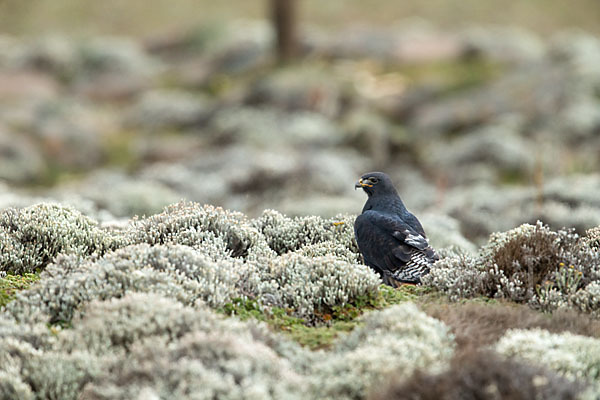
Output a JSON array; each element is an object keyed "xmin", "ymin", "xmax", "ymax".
[{"xmin": 354, "ymin": 171, "xmax": 438, "ymax": 286}]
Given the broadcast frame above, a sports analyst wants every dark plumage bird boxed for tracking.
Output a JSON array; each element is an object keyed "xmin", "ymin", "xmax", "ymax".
[{"xmin": 354, "ymin": 172, "xmax": 438, "ymax": 286}]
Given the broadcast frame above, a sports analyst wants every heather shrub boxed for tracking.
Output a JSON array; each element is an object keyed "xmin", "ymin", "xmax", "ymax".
[
  {"xmin": 66, "ymin": 294, "xmax": 310, "ymax": 400},
  {"xmin": 583, "ymin": 226, "xmax": 600, "ymax": 250},
  {"xmin": 3, "ymin": 293, "xmax": 458, "ymax": 400},
  {"xmin": 6, "ymin": 244, "xmax": 252, "ymax": 323},
  {"xmin": 128, "ymin": 202, "xmax": 272, "ymax": 259},
  {"xmin": 266, "ymin": 253, "xmax": 380, "ymax": 316},
  {"xmin": 312, "ymin": 303, "xmax": 455, "ymax": 400},
  {"xmin": 296, "ymin": 241, "xmax": 361, "ymax": 264},
  {"xmin": 0, "ymin": 204, "xmax": 120, "ymax": 274},
  {"xmin": 0, "ymin": 337, "xmax": 102, "ymax": 400},
  {"xmin": 424, "ymin": 221, "xmax": 600, "ymax": 315},
  {"xmin": 0, "ymin": 370, "xmax": 33, "ymax": 400},
  {"xmin": 370, "ymin": 351, "xmax": 584, "ymax": 400},
  {"xmin": 495, "ymin": 329, "xmax": 600, "ymax": 382},
  {"xmin": 0, "ymin": 315, "xmax": 55, "ymax": 350},
  {"xmin": 424, "ymin": 302, "xmax": 600, "ymax": 351},
  {"xmin": 254, "ymin": 209, "xmax": 358, "ymax": 255},
  {"xmin": 1, "ymin": 294, "xmax": 312, "ymax": 400},
  {"xmin": 82, "ymin": 332, "xmax": 308, "ymax": 400},
  {"xmin": 59, "ymin": 293, "xmax": 226, "ymax": 354},
  {"xmin": 6, "ymin": 243, "xmax": 379, "ymax": 323},
  {"xmin": 21, "ymin": 351, "xmax": 101, "ymax": 400}
]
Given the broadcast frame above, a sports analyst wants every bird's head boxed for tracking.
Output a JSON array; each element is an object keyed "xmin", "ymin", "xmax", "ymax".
[{"xmin": 355, "ymin": 172, "xmax": 398, "ymax": 197}]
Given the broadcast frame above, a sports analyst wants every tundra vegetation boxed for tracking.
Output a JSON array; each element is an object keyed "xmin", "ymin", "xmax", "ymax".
[
  {"xmin": 0, "ymin": 202, "xmax": 599, "ymax": 399},
  {"xmin": 1, "ymin": 5, "xmax": 600, "ymax": 398}
]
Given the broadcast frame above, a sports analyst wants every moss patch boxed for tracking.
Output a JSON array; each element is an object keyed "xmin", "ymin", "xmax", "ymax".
[
  {"xmin": 398, "ymin": 58, "xmax": 503, "ymax": 94},
  {"xmin": 0, "ymin": 273, "xmax": 40, "ymax": 308},
  {"xmin": 219, "ymin": 284, "xmax": 438, "ymax": 349}
]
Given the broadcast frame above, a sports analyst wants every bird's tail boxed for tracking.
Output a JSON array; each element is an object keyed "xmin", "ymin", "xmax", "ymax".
[{"xmin": 387, "ymin": 265, "xmax": 429, "ymax": 285}]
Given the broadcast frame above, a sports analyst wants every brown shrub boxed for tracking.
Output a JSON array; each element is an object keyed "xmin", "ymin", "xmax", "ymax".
[
  {"xmin": 424, "ymin": 222, "xmax": 600, "ymax": 315},
  {"xmin": 370, "ymin": 351, "xmax": 584, "ymax": 400},
  {"xmin": 424, "ymin": 302, "xmax": 600, "ymax": 351}
]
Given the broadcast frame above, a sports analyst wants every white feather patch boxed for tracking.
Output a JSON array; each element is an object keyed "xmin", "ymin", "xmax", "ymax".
[{"xmin": 404, "ymin": 230, "xmax": 428, "ymax": 248}]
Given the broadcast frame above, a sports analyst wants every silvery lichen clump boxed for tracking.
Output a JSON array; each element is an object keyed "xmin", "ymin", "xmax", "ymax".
[
  {"xmin": 4, "ymin": 202, "xmax": 379, "ymax": 323},
  {"xmin": 128, "ymin": 202, "xmax": 268, "ymax": 259},
  {"xmin": 424, "ymin": 221, "xmax": 600, "ymax": 316},
  {"xmin": 0, "ymin": 203, "xmax": 120, "ymax": 274},
  {"xmin": 254, "ymin": 209, "xmax": 359, "ymax": 256},
  {"xmin": 1, "ymin": 200, "xmax": 599, "ymax": 398},
  {"xmin": 1, "ymin": 293, "xmax": 455, "ymax": 400},
  {"xmin": 6, "ymin": 244, "xmax": 250, "ymax": 323},
  {"xmin": 311, "ymin": 303, "xmax": 455, "ymax": 400},
  {"xmin": 495, "ymin": 329, "xmax": 600, "ymax": 382}
]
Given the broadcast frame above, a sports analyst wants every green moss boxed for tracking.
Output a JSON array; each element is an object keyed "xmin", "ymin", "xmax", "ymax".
[
  {"xmin": 398, "ymin": 58, "xmax": 503, "ymax": 94},
  {"xmin": 101, "ymin": 130, "xmax": 140, "ymax": 172},
  {"xmin": 218, "ymin": 285, "xmax": 498, "ymax": 351},
  {"xmin": 499, "ymin": 168, "xmax": 530, "ymax": 185},
  {"xmin": 0, "ymin": 273, "xmax": 40, "ymax": 308},
  {"xmin": 218, "ymin": 285, "xmax": 435, "ymax": 349}
]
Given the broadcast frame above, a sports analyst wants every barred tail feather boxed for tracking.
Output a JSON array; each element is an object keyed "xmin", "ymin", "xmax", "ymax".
[{"xmin": 390, "ymin": 248, "xmax": 436, "ymax": 284}]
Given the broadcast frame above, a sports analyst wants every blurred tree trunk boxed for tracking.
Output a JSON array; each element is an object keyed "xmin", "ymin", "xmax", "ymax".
[{"xmin": 271, "ymin": 0, "xmax": 298, "ymax": 63}]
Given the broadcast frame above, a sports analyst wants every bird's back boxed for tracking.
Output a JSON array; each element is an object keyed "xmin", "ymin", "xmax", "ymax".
[{"xmin": 355, "ymin": 201, "xmax": 437, "ymax": 285}]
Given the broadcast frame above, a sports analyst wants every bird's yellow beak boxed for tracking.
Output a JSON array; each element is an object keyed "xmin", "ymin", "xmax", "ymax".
[{"xmin": 355, "ymin": 178, "xmax": 372, "ymax": 189}]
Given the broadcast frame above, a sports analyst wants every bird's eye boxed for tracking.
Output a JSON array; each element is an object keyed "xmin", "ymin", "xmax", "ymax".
[{"xmin": 369, "ymin": 177, "xmax": 379, "ymax": 184}]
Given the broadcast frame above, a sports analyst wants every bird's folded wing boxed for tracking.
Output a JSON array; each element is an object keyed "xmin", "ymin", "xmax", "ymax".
[
  {"xmin": 362, "ymin": 211, "xmax": 430, "ymax": 249},
  {"xmin": 355, "ymin": 211, "xmax": 431, "ymax": 274}
]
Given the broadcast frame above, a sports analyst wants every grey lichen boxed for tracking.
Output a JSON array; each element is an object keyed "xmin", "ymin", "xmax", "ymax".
[
  {"xmin": 0, "ymin": 200, "xmax": 597, "ymax": 399},
  {"xmin": 1, "ymin": 293, "xmax": 457, "ymax": 400},
  {"xmin": 0, "ymin": 204, "xmax": 121, "ymax": 274},
  {"xmin": 128, "ymin": 202, "xmax": 269, "ymax": 259},
  {"xmin": 495, "ymin": 329, "xmax": 600, "ymax": 382},
  {"xmin": 311, "ymin": 303, "xmax": 455, "ymax": 400},
  {"xmin": 254, "ymin": 209, "xmax": 359, "ymax": 256}
]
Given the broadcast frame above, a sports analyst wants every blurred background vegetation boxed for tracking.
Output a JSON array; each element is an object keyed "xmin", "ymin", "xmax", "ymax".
[
  {"xmin": 1, "ymin": 0, "xmax": 600, "ymax": 36},
  {"xmin": 1, "ymin": 0, "xmax": 600, "ymax": 248}
]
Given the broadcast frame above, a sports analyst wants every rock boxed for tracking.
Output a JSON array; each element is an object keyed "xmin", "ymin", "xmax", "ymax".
[
  {"xmin": 425, "ymin": 120, "xmax": 535, "ymax": 184},
  {"xmin": 62, "ymin": 170, "xmax": 180, "ymax": 217},
  {"xmin": 245, "ymin": 66, "xmax": 349, "ymax": 118},
  {"xmin": 462, "ymin": 26, "xmax": 546, "ymax": 64},
  {"xmin": 420, "ymin": 213, "xmax": 477, "ymax": 253},
  {"xmin": 0, "ymin": 71, "xmax": 59, "ymax": 101},
  {"xmin": 126, "ymin": 90, "xmax": 212, "ymax": 132},
  {"xmin": 73, "ymin": 37, "xmax": 163, "ymax": 100},
  {"xmin": 26, "ymin": 99, "xmax": 116, "ymax": 169},
  {"xmin": 209, "ymin": 106, "xmax": 344, "ymax": 147},
  {"xmin": 10, "ymin": 35, "xmax": 77, "ymax": 79},
  {"xmin": 0, "ymin": 127, "xmax": 46, "ymax": 183}
]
